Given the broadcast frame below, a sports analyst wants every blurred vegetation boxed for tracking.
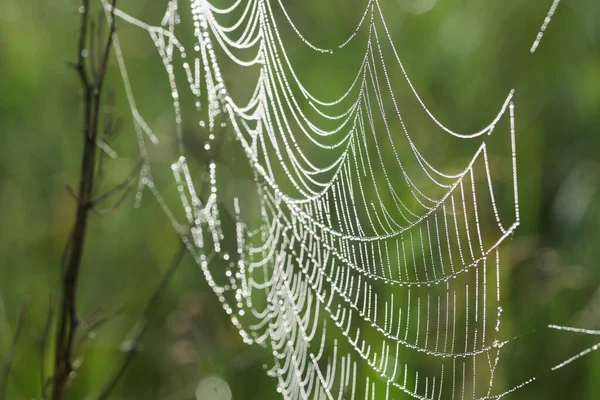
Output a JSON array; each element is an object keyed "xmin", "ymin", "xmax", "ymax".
[{"xmin": 0, "ymin": 0, "xmax": 599, "ymax": 399}]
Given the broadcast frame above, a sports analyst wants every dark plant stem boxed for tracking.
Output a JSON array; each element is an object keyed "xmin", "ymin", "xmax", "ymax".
[{"xmin": 51, "ymin": 1, "xmax": 116, "ymax": 399}]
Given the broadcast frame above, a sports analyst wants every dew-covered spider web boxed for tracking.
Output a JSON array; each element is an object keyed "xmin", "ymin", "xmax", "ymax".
[{"xmin": 101, "ymin": 0, "xmax": 599, "ymax": 398}]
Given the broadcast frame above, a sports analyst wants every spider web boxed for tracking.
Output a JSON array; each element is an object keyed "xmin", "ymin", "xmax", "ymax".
[{"xmin": 101, "ymin": 0, "xmax": 599, "ymax": 398}]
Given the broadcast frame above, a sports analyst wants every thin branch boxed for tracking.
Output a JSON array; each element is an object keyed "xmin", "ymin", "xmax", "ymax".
[
  {"xmin": 60, "ymin": 232, "xmax": 73, "ymax": 273},
  {"xmin": 95, "ymin": 0, "xmax": 117, "ymax": 90},
  {"xmin": 0, "ymin": 298, "xmax": 30, "ymax": 400},
  {"xmin": 76, "ymin": 0, "xmax": 91, "ymax": 88},
  {"xmin": 77, "ymin": 304, "xmax": 106, "ymax": 329},
  {"xmin": 96, "ymin": 244, "xmax": 187, "ymax": 400},
  {"xmin": 89, "ymin": 20, "xmax": 97, "ymax": 80},
  {"xmin": 102, "ymin": 114, "xmax": 123, "ymax": 143},
  {"xmin": 95, "ymin": 8, "xmax": 106, "ymax": 73},
  {"xmin": 96, "ymin": 90, "xmax": 118, "ymax": 186},
  {"xmin": 65, "ymin": 185, "xmax": 80, "ymax": 202},
  {"xmin": 40, "ymin": 295, "xmax": 54, "ymax": 400},
  {"xmin": 75, "ymin": 304, "xmax": 127, "ymax": 352},
  {"xmin": 51, "ymin": 1, "xmax": 117, "ymax": 399},
  {"xmin": 91, "ymin": 158, "xmax": 143, "ymax": 207},
  {"xmin": 92, "ymin": 183, "xmax": 135, "ymax": 215}
]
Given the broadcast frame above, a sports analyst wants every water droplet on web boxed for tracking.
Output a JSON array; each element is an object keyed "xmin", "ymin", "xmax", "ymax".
[{"xmin": 109, "ymin": 1, "xmax": 534, "ymax": 397}]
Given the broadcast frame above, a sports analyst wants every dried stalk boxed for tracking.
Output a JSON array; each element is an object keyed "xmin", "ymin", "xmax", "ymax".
[{"xmin": 51, "ymin": 1, "xmax": 117, "ymax": 399}]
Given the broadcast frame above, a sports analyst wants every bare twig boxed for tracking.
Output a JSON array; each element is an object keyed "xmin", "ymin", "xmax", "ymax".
[
  {"xmin": 60, "ymin": 232, "xmax": 74, "ymax": 273},
  {"xmin": 0, "ymin": 298, "xmax": 30, "ymax": 400},
  {"xmin": 91, "ymin": 158, "xmax": 143, "ymax": 208},
  {"xmin": 75, "ymin": 1, "xmax": 90, "ymax": 88},
  {"xmin": 74, "ymin": 304, "xmax": 127, "ymax": 352},
  {"xmin": 103, "ymin": 114, "xmax": 123, "ymax": 143},
  {"xmin": 96, "ymin": 244, "xmax": 187, "ymax": 400},
  {"xmin": 65, "ymin": 185, "xmax": 80, "ymax": 202},
  {"xmin": 92, "ymin": 183, "xmax": 135, "ymax": 215},
  {"xmin": 40, "ymin": 295, "xmax": 54, "ymax": 400},
  {"xmin": 51, "ymin": 1, "xmax": 117, "ymax": 399},
  {"xmin": 96, "ymin": 91, "xmax": 120, "ymax": 187}
]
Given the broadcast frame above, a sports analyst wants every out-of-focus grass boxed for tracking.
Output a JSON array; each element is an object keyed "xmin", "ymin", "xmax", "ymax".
[{"xmin": 0, "ymin": 0, "xmax": 599, "ymax": 399}]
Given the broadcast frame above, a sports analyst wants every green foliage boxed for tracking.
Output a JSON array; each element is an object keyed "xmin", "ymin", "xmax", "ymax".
[{"xmin": 0, "ymin": 0, "xmax": 599, "ymax": 399}]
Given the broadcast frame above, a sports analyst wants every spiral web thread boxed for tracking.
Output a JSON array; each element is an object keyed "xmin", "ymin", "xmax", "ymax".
[{"xmin": 102, "ymin": 0, "xmax": 599, "ymax": 398}]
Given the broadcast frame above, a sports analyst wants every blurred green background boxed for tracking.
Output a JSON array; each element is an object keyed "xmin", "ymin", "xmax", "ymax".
[{"xmin": 1, "ymin": 0, "xmax": 600, "ymax": 399}]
